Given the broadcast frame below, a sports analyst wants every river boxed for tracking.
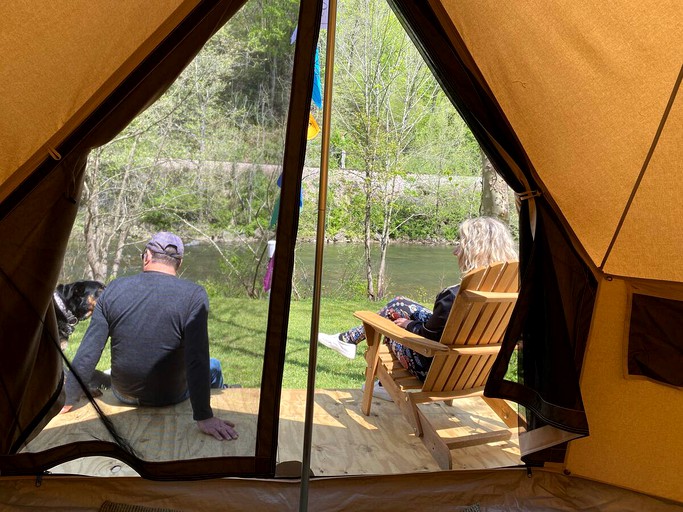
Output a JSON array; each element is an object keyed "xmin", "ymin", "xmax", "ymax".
[{"xmin": 61, "ymin": 241, "xmax": 462, "ymax": 302}]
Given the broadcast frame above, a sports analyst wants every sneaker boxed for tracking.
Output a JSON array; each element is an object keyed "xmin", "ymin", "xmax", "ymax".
[
  {"xmin": 361, "ymin": 380, "xmax": 392, "ymax": 401},
  {"xmin": 318, "ymin": 332, "xmax": 357, "ymax": 359}
]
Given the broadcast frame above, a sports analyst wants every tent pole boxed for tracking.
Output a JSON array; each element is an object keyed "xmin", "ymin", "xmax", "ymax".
[{"xmin": 299, "ymin": 0, "xmax": 338, "ymax": 510}]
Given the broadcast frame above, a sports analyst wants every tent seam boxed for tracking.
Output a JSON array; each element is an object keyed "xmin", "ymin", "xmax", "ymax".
[{"xmin": 600, "ymin": 63, "xmax": 683, "ymax": 270}]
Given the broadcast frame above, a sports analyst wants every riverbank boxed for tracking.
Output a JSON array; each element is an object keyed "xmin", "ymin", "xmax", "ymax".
[{"xmin": 60, "ymin": 240, "xmax": 462, "ymax": 303}]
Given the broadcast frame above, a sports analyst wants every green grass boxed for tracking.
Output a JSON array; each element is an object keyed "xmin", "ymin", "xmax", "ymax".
[
  {"xmin": 64, "ymin": 294, "xmax": 378, "ymax": 390},
  {"xmin": 64, "ymin": 291, "xmax": 518, "ymax": 389}
]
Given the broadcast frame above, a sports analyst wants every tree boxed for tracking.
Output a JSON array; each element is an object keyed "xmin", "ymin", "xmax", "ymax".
[
  {"xmin": 80, "ymin": 24, "xmax": 243, "ymax": 283},
  {"xmin": 479, "ymin": 149, "xmax": 510, "ymax": 223},
  {"xmin": 220, "ymin": 0, "xmax": 299, "ymax": 130},
  {"xmin": 81, "ymin": 89, "xmax": 184, "ymax": 282},
  {"xmin": 333, "ymin": 0, "xmax": 440, "ymax": 300},
  {"xmin": 70, "ymin": 1, "xmax": 493, "ymax": 296}
]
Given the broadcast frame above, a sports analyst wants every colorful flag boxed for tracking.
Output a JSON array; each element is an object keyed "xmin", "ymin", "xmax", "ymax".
[
  {"xmin": 307, "ymin": 113, "xmax": 320, "ymax": 140},
  {"xmin": 269, "ymin": 195, "xmax": 280, "ymax": 229},
  {"xmin": 263, "ymin": 257, "xmax": 274, "ymax": 292},
  {"xmin": 290, "ymin": 0, "xmax": 329, "ymax": 44},
  {"xmin": 311, "ymin": 48, "xmax": 322, "ymax": 109},
  {"xmin": 269, "ymin": 172, "xmax": 305, "ymax": 229}
]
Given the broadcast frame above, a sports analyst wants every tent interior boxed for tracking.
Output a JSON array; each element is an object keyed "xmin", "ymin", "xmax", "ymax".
[{"xmin": 1, "ymin": 0, "xmax": 682, "ymax": 510}]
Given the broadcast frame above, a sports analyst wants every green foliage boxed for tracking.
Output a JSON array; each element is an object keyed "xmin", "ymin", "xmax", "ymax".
[
  {"xmin": 505, "ymin": 350, "xmax": 519, "ymax": 382},
  {"xmin": 73, "ymin": 0, "xmax": 496, "ymax": 293},
  {"xmin": 142, "ymin": 185, "xmax": 203, "ymax": 228},
  {"xmin": 319, "ymin": 171, "xmax": 481, "ymax": 243},
  {"xmin": 390, "ymin": 176, "xmax": 481, "ymax": 241},
  {"xmin": 402, "ymin": 96, "xmax": 482, "ymax": 177},
  {"xmin": 324, "ymin": 186, "xmax": 366, "ymax": 240},
  {"xmin": 219, "ymin": 0, "xmax": 299, "ymax": 127}
]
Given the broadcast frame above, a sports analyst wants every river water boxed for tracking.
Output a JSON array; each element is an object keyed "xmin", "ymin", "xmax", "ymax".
[
  {"xmin": 61, "ymin": 241, "xmax": 462, "ymax": 302},
  {"xmin": 294, "ymin": 242, "xmax": 461, "ymax": 301}
]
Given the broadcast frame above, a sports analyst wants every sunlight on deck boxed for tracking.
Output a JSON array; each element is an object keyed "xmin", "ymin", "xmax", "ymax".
[{"xmin": 24, "ymin": 388, "xmax": 520, "ymax": 477}]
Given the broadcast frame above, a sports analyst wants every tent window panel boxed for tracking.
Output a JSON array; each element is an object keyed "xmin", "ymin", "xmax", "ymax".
[{"xmin": 628, "ymin": 293, "xmax": 683, "ymax": 387}]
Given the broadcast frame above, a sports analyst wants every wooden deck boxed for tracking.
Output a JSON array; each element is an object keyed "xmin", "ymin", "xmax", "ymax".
[{"xmin": 24, "ymin": 388, "xmax": 520, "ymax": 477}]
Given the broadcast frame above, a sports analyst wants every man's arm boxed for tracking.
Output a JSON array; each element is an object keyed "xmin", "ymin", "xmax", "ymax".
[
  {"xmin": 61, "ymin": 299, "xmax": 110, "ymax": 412},
  {"xmin": 184, "ymin": 288, "xmax": 213, "ymax": 421},
  {"xmin": 184, "ymin": 287, "xmax": 238, "ymax": 440}
]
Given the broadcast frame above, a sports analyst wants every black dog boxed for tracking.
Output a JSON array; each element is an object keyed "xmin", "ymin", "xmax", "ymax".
[
  {"xmin": 54, "ymin": 280, "xmax": 105, "ymax": 351},
  {"xmin": 55, "ymin": 280, "xmax": 111, "ymax": 395}
]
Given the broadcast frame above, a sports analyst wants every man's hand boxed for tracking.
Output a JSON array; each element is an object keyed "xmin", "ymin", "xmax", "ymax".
[{"xmin": 197, "ymin": 416, "xmax": 238, "ymax": 441}]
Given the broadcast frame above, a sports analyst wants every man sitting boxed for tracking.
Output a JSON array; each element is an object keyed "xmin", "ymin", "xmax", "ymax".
[{"xmin": 62, "ymin": 232, "xmax": 238, "ymax": 441}]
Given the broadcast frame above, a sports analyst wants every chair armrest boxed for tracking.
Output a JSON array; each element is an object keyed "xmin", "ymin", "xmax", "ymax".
[
  {"xmin": 353, "ymin": 311, "xmax": 448, "ymax": 357},
  {"xmin": 461, "ymin": 290, "xmax": 518, "ymax": 303},
  {"xmin": 448, "ymin": 344, "xmax": 503, "ymax": 356}
]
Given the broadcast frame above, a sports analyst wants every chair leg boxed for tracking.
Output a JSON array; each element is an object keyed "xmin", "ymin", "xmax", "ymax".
[
  {"xmin": 373, "ymin": 363, "xmax": 423, "ymax": 436},
  {"xmin": 482, "ymin": 397, "xmax": 523, "ymax": 429},
  {"xmin": 417, "ymin": 407, "xmax": 512, "ymax": 470},
  {"xmin": 417, "ymin": 408, "xmax": 452, "ymax": 470},
  {"xmin": 361, "ymin": 324, "xmax": 382, "ymax": 416}
]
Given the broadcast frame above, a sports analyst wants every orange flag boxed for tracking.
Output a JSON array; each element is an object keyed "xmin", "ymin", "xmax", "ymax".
[{"xmin": 307, "ymin": 113, "xmax": 320, "ymax": 140}]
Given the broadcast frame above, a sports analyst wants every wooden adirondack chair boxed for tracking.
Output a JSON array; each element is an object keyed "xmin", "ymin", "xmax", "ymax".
[{"xmin": 354, "ymin": 261, "xmax": 520, "ymax": 470}]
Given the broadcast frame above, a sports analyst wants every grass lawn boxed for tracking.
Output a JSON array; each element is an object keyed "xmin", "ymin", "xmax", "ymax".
[
  {"xmin": 64, "ymin": 294, "xmax": 379, "ymax": 390},
  {"xmin": 64, "ymin": 291, "xmax": 518, "ymax": 390}
]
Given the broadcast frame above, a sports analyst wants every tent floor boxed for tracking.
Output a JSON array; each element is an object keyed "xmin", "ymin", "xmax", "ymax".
[{"xmin": 22, "ymin": 388, "xmax": 520, "ymax": 477}]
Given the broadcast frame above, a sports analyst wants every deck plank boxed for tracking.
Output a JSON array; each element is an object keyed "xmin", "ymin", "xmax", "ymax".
[{"xmin": 23, "ymin": 388, "xmax": 519, "ymax": 477}]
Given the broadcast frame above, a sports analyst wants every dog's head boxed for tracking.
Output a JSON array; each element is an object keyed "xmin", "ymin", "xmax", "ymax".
[{"xmin": 56, "ymin": 280, "xmax": 106, "ymax": 321}]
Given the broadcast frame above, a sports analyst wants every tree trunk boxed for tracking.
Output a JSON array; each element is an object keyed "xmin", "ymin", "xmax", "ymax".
[
  {"xmin": 480, "ymin": 149, "xmax": 510, "ymax": 222},
  {"xmin": 376, "ymin": 174, "xmax": 397, "ymax": 300},
  {"xmin": 363, "ymin": 171, "xmax": 376, "ymax": 300},
  {"xmin": 83, "ymin": 150, "xmax": 108, "ymax": 282}
]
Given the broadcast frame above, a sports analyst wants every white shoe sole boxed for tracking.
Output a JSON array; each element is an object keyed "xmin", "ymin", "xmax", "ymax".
[{"xmin": 318, "ymin": 333, "xmax": 357, "ymax": 359}]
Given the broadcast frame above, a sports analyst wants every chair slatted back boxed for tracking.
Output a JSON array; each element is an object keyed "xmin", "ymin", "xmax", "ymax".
[{"xmin": 423, "ymin": 261, "xmax": 519, "ymax": 393}]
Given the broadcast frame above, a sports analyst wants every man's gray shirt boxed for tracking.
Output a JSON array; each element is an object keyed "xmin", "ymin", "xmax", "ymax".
[{"xmin": 65, "ymin": 271, "xmax": 213, "ymax": 420}]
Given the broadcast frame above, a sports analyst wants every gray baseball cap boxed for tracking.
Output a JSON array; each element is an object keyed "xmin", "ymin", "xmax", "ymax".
[{"xmin": 146, "ymin": 232, "xmax": 184, "ymax": 260}]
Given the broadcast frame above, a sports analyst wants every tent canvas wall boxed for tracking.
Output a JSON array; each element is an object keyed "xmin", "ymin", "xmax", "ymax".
[
  {"xmin": 392, "ymin": 1, "xmax": 683, "ymax": 502},
  {"xmin": 1, "ymin": 0, "xmax": 682, "ymax": 509}
]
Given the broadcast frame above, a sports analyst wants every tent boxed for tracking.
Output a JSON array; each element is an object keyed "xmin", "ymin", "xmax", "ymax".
[{"xmin": 1, "ymin": 0, "xmax": 681, "ymax": 509}]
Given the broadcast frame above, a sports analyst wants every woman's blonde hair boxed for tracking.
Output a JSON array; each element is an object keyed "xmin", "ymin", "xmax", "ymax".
[{"xmin": 457, "ymin": 217, "xmax": 518, "ymax": 274}]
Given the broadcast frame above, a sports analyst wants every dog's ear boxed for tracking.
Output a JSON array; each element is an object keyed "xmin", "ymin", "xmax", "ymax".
[{"xmin": 58, "ymin": 283, "xmax": 75, "ymax": 301}]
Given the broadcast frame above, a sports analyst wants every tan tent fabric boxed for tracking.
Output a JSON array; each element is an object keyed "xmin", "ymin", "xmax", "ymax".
[
  {"xmin": 2, "ymin": 468, "xmax": 683, "ymax": 511},
  {"xmin": 603, "ymin": 98, "xmax": 682, "ymax": 280},
  {"xmin": 0, "ymin": 0, "xmax": 270, "ymax": 475},
  {"xmin": 424, "ymin": 0, "xmax": 683, "ymax": 503},
  {"xmin": 567, "ymin": 278, "xmax": 683, "ymax": 503},
  {"xmin": 432, "ymin": 0, "xmax": 683, "ymax": 282},
  {"xmin": 0, "ymin": 0, "xmax": 200, "ymax": 202},
  {"xmin": 2, "ymin": 0, "xmax": 683, "ymax": 507}
]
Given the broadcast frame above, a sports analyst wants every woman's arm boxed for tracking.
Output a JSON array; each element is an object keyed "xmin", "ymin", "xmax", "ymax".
[{"xmin": 404, "ymin": 285, "xmax": 459, "ymax": 341}]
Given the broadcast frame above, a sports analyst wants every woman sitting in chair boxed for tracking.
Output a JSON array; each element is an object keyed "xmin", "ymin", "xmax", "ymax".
[{"xmin": 318, "ymin": 216, "xmax": 518, "ymax": 392}]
